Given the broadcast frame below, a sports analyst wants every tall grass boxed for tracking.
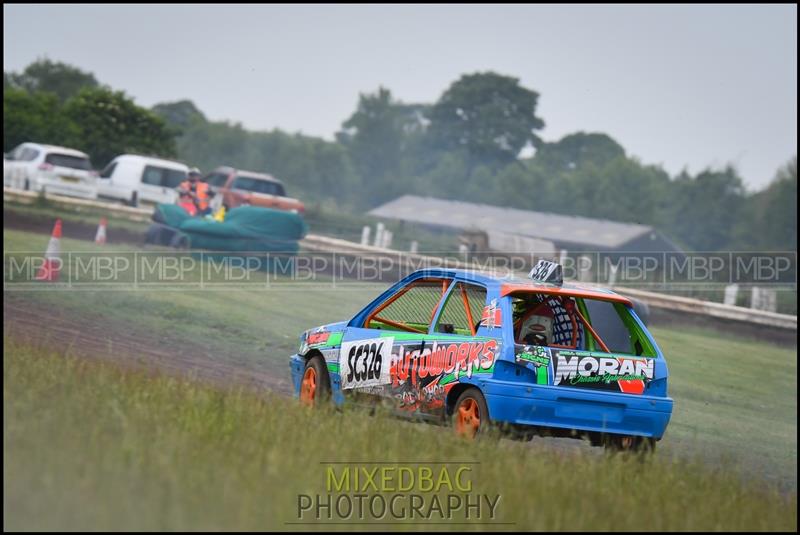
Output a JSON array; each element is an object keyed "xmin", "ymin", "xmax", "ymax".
[{"xmin": 4, "ymin": 337, "xmax": 796, "ymax": 531}]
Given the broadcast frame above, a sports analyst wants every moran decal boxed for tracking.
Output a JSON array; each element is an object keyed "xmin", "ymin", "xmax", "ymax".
[{"xmin": 553, "ymin": 351, "xmax": 654, "ymax": 394}]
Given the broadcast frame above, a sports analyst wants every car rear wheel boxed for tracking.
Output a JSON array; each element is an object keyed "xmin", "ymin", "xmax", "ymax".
[
  {"xmin": 604, "ymin": 434, "xmax": 656, "ymax": 453},
  {"xmin": 452, "ymin": 388, "xmax": 489, "ymax": 439},
  {"xmin": 129, "ymin": 191, "xmax": 139, "ymax": 207},
  {"xmin": 300, "ymin": 356, "xmax": 331, "ymax": 408}
]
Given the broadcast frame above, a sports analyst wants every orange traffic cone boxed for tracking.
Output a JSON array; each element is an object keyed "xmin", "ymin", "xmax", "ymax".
[
  {"xmin": 95, "ymin": 217, "xmax": 107, "ymax": 245},
  {"xmin": 35, "ymin": 219, "xmax": 62, "ymax": 282}
]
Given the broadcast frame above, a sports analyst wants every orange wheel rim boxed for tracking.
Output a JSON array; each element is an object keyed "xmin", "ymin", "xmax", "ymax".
[
  {"xmin": 455, "ymin": 398, "xmax": 481, "ymax": 439},
  {"xmin": 621, "ymin": 436, "xmax": 634, "ymax": 449},
  {"xmin": 300, "ymin": 367, "xmax": 317, "ymax": 406}
]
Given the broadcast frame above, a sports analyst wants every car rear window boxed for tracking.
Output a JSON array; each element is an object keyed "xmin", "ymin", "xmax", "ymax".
[
  {"xmin": 232, "ymin": 175, "xmax": 286, "ymax": 197},
  {"xmin": 46, "ymin": 153, "xmax": 92, "ymax": 170}
]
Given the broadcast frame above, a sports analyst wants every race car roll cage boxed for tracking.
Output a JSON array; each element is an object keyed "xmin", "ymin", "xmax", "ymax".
[{"xmin": 364, "ymin": 278, "xmax": 611, "ymax": 352}]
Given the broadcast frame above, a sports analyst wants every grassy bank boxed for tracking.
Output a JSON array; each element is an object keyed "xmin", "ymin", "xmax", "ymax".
[{"xmin": 4, "ymin": 339, "xmax": 796, "ymax": 531}]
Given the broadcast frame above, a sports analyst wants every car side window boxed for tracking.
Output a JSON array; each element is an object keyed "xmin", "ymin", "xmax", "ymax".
[
  {"xmin": 435, "ymin": 282, "xmax": 487, "ymax": 336},
  {"xmin": 142, "ymin": 165, "xmax": 165, "ymax": 186},
  {"xmin": 163, "ymin": 168, "xmax": 187, "ymax": 188},
  {"xmin": 364, "ymin": 278, "xmax": 450, "ymax": 334},
  {"xmin": 581, "ymin": 300, "xmax": 655, "ymax": 357},
  {"xmin": 512, "ymin": 294, "xmax": 584, "ymax": 349}
]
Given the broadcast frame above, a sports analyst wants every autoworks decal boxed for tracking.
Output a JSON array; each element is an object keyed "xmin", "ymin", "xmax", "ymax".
[
  {"xmin": 337, "ymin": 337, "xmax": 500, "ymax": 414},
  {"xmin": 552, "ymin": 350, "xmax": 654, "ymax": 394},
  {"xmin": 389, "ymin": 340, "xmax": 499, "ymax": 412}
]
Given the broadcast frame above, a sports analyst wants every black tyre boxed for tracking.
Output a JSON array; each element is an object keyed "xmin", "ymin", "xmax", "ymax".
[
  {"xmin": 452, "ymin": 388, "xmax": 490, "ymax": 439},
  {"xmin": 129, "ymin": 191, "xmax": 139, "ymax": 207},
  {"xmin": 603, "ymin": 434, "xmax": 656, "ymax": 453},
  {"xmin": 299, "ymin": 355, "xmax": 331, "ymax": 407}
]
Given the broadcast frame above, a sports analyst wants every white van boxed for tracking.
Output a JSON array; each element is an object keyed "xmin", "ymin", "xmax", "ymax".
[
  {"xmin": 4, "ymin": 142, "xmax": 98, "ymax": 200},
  {"xmin": 97, "ymin": 154, "xmax": 188, "ymax": 206}
]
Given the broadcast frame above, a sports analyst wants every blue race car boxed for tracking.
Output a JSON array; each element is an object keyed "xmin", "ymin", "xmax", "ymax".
[{"xmin": 289, "ymin": 261, "xmax": 673, "ymax": 451}]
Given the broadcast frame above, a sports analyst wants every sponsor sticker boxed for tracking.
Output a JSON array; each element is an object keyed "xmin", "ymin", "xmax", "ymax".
[
  {"xmin": 307, "ymin": 331, "xmax": 331, "ymax": 346},
  {"xmin": 516, "ymin": 345, "xmax": 550, "ymax": 367},
  {"xmin": 480, "ymin": 299, "xmax": 502, "ymax": 328},
  {"xmin": 552, "ymin": 350, "xmax": 654, "ymax": 394},
  {"xmin": 340, "ymin": 337, "xmax": 394, "ymax": 390}
]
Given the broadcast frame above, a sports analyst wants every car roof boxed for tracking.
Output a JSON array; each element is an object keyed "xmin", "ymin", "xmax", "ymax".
[
  {"xmin": 113, "ymin": 154, "xmax": 189, "ymax": 169},
  {"xmin": 23, "ymin": 142, "xmax": 89, "ymax": 158},
  {"xmin": 405, "ymin": 267, "xmax": 632, "ymax": 305},
  {"xmin": 213, "ymin": 166, "xmax": 283, "ymax": 184}
]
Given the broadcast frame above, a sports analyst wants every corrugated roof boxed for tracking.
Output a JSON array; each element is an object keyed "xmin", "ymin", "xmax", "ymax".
[{"xmin": 368, "ymin": 195, "xmax": 656, "ymax": 249}]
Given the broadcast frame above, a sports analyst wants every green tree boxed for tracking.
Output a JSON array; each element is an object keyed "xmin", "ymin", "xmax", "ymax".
[
  {"xmin": 534, "ymin": 132, "xmax": 626, "ymax": 174},
  {"xmin": 337, "ymin": 87, "xmax": 429, "ymax": 205},
  {"xmin": 8, "ymin": 58, "xmax": 99, "ymax": 102},
  {"xmin": 63, "ymin": 87, "xmax": 176, "ymax": 167},
  {"xmin": 666, "ymin": 167, "xmax": 746, "ymax": 251},
  {"xmin": 3, "ymin": 88, "xmax": 76, "ymax": 152},
  {"xmin": 427, "ymin": 72, "xmax": 545, "ymax": 167},
  {"xmin": 734, "ymin": 157, "xmax": 797, "ymax": 250},
  {"xmin": 152, "ymin": 100, "xmax": 207, "ymax": 131}
]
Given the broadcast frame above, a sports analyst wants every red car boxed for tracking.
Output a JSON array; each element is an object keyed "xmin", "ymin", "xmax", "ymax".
[{"xmin": 205, "ymin": 166, "xmax": 304, "ymax": 213}]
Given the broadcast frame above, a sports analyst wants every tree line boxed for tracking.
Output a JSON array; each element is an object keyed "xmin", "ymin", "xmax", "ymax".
[{"xmin": 4, "ymin": 59, "xmax": 796, "ymax": 252}]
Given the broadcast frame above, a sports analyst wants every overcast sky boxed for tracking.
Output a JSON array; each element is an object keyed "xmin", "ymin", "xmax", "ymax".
[{"xmin": 4, "ymin": 4, "xmax": 797, "ymax": 190}]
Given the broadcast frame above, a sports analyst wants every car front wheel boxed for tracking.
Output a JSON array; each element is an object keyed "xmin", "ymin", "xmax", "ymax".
[{"xmin": 299, "ymin": 355, "xmax": 331, "ymax": 407}]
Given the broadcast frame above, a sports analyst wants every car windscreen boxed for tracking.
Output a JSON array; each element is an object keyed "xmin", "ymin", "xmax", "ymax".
[
  {"xmin": 45, "ymin": 153, "xmax": 92, "ymax": 170},
  {"xmin": 205, "ymin": 172, "xmax": 229, "ymax": 187},
  {"xmin": 232, "ymin": 175, "xmax": 286, "ymax": 196},
  {"xmin": 99, "ymin": 162, "xmax": 117, "ymax": 178}
]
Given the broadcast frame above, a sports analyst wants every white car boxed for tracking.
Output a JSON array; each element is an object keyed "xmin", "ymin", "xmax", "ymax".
[
  {"xmin": 3, "ymin": 142, "xmax": 98, "ymax": 200},
  {"xmin": 97, "ymin": 154, "xmax": 188, "ymax": 207}
]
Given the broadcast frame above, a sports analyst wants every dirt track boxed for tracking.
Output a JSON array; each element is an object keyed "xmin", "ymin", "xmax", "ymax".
[
  {"xmin": 3, "ymin": 295, "xmax": 293, "ymax": 395},
  {"xmin": 4, "ymin": 207, "xmax": 149, "ymax": 245}
]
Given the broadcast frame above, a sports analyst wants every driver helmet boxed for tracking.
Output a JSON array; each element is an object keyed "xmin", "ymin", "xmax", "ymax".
[
  {"xmin": 519, "ymin": 302, "xmax": 555, "ymax": 345},
  {"xmin": 188, "ymin": 167, "xmax": 202, "ymax": 180}
]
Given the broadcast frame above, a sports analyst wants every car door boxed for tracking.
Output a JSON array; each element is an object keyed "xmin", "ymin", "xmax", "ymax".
[
  {"xmin": 138, "ymin": 165, "xmax": 169, "ymax": 204},
  {"xmin": 339, "ymin": 277, "xmax": 452, "ymax": 413},
  {"xmin": 423, "ymin": 281, "xmax": 495, "ymax": 416}
]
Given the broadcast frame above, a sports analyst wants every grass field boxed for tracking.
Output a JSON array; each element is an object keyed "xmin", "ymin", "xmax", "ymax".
[{"xmin": 4, "ymin": 340, "xmax": 796, "ymax": 531}]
